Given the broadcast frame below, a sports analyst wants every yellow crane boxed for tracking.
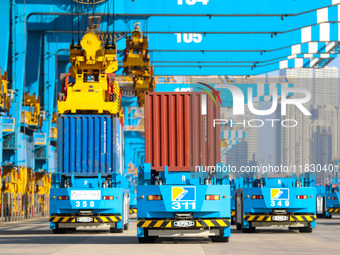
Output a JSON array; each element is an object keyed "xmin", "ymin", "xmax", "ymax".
[
  {"xmin": 58, "ymin": 17, "xmax": 120, "ymax": 115},
  {"xmin": 122, "ymin": 23, "xmax": 155, "ymax": 106}
]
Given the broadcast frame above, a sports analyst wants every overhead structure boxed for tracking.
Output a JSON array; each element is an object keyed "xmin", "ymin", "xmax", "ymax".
[
  {"xmin": 121, "ymin": 23, "xmax": 155, "ymax": 106},
  {"xmin": 20, "ymin": 0, "xmax": 340, "ymax": 76}
]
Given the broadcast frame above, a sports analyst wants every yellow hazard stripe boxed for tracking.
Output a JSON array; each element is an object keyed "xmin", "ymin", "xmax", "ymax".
[
  {"xmin": 216, "ymin": 220, "xmax": 228, "ymax": 227},
  {"xmin": 258, "ymin": 215, "xmax": 265, "ymax": 221},
  {"xmin": 153, "ymin": 220, "xmax": 164, "ymax": 228},
  {"xmin": 137, "ymin": 219, "xmax": 230, "ymax": 228},
  {"xmin": 327, "ymin": 208, "xmax": 340, "ymax": 213},
  {"xmin": 49, "ymin": 216, "xmax": 122, "ymax": 223},
  {"xmin": 61, "ymin": 217, "xmax": 69, "ymax": 223},
  {"xmin": 244, "ymin": 215, "xmax": 316, "ymax": 222},
  {"xmin": 296, "ymin": 215, "xmax": 303, "ymax": 221},
  {"xmin": 203, "ymin": 220, "xmax": 215, "ymax": 227},
  {"xmin": 142, "ymin": 220, "xmax": 152, "ymax": 228}
]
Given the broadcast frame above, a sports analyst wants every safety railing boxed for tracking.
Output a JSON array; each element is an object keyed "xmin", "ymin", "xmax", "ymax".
[
  {"xmin": 2, "ymin": 117, "xmax": 15, "ymax": 132},
  {"xmin": 0, "ymin": 192, "xmax": 50, "ymax": 222},
  {"xmin": 34, "ymin": 133, "xmax": 47, "ymax": 145}
]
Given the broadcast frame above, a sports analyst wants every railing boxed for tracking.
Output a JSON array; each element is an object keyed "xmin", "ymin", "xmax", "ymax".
[
  {"xmin": 34, "ymin": 133, "xmax": 46, "ymax": 145},
  {"xmin": 2, "ymin": 117, "xmax": 15, "ymax": 132},
  {"xmin": 0, "ymin": 192, "xmax": 50, "ymax": 222}
]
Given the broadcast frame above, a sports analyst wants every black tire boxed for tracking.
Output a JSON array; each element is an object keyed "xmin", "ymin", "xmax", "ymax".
[
  {"xmin": 138, "ymin": 236, "xmax": 157, "ymax": 243},
  {"xmin": 211, "ymin": 236, "xmax": 229, "ymax": 242},
  {"xmin": 236, "ymin": 223, "xmax": 242, "ymax": 230},
  {"xmin": 242, "ymin": 226, "xmax": 256, "ymax": 233},
  {"xmin": 52, "ymin": 228, "xmax": 67, "ymax": 234},
  {"xmin": 299, "ymin": 227, "xmax": 313, "ymax": 233},
  {"xmin": 110, "ymin": 228, "xmax": 123, "ymax": 233},
  {"xmin": 324, "ymin": 213, "xmax": 332, "ymax": 219}
]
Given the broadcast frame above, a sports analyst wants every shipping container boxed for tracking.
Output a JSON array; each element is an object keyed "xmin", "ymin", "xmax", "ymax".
[
  {"xmin": 144, "ymin": 91, "xmax": 221, "ymax": 171},
  {"xmin": 138, "ymin": 91, "xmax": 230, "ymax": 243},
  {"xmin": 57, "ymin": 115, "xmax": 123, "ymax": 175}
]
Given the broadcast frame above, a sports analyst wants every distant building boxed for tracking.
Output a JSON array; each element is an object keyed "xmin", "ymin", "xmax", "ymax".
[{"xmin": 277, "ymin": 67, "xmax": 339, "ymax": 183}]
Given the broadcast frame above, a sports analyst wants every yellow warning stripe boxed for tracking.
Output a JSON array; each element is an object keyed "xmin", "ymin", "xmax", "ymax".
[
  {"xmin": 61, "ymin": 217, "xmax": 69, "ymax": 223},
  {"xmin": 244, "ymin": 215, "xmax": 316, "ymax": 222},
  {"xmin": 137, "ymin": 219, "xmax": 231, "ymax": 228},
  {"xmin": 327, "ymin": 208, "xmax": 340, "ymax": 213},
  {"xmin": 49, "ymin": 215, "xmax": 122, "ymax": 223},
  {"xmin": 130, "ymin": 208, "xmax": 137, "ymax": 214}
]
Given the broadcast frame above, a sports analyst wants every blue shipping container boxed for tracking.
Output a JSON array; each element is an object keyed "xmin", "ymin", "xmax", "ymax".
[{"xmin": 58, "ymin": 115, "xmax": 123, "ymax": 175}]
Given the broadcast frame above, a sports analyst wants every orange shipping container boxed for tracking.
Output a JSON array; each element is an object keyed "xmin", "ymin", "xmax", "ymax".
[{"xmin": 144, "ymin": 91, "xmax": 221, "ymax": 172}]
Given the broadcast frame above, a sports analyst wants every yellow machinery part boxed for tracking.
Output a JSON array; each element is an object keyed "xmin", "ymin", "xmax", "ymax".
[
  {"xmin": 50, "ymin": 127, "xmax": 58, "ymax": 139},
  {"xmin": 122, "ymin": 24, "xmax": 155, "ymax": 106},
  {"xmin": 0, "ymin": 70, "xmax": 10, "ymax": 111},
  {"xmin": 2, "ymin": 167, "xmax": 19, "ymax": 194},
  {"xmin": 21, "ymin": 93, "xmax": 42, "ymax": 126},
  {"xmin": 123, "ymin": 24, "xmax": 150, "ymax": 73},
  {"xmin": 52, "ymin": 112, "xmax": 57, "ymax": 123},
  {"xmin": 58, "ymin": 25, "xmax": 120, "ymax": 115},
  {"xmin": 35, "ymin": 173, "xmax": 51, "ymax": 195}
]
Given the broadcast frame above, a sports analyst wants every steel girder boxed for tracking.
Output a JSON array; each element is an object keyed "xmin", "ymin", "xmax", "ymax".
[
  {"xmin": 26, "ymin": 5, "xmax": 340, "ymax": 34},
  {"xmin": 16, "ymin": 0, "xmax": 340, "ymax": 16}
]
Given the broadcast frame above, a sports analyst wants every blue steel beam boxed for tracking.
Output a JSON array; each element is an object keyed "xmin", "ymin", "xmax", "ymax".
[
  {"xmin": 10, "ymin": 0, "xmax": 29, "ymax": 167},
  {"xmin": 43, "ymin": 33, "xmax": 58, "ymax": 173},
  {"xmin": 114, "ymin": 59, "xmax": 316, "ymax": 76},
  {"xmin": 0, "ymin": 0, "xmax": 10, "ymax": 71},
  {"xmin": 112, "ymin": 24, "xmax": 340, "ymax": 51},
  {"xmin": 53, "ymin": 46, "xmax": 337, "ymax": 76},
  {"xmin": 17, "ymin": 0, "xmax": 340, "ymax": 16},
  {"xmin": 47, "ymin": 38, "xmax": 336, "ymax": 77},
  {"xmin": 46, "ymin": 32, "xmax": 339, "ymax": 62},
  {"xmin": 115, "ymin": 0, "xmax": 339, "ymax": 16},
  {"xmin": 26, "ymin": 5, "xmax": 340, "ymax": 34}
]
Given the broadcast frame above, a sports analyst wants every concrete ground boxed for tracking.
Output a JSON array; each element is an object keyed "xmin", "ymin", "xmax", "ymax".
[{"xmin": 0, "ymin": 216, "xmax": 339, "ymax": 255}]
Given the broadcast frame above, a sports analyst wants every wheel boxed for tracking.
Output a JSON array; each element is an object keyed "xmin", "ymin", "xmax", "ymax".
[
  {"xmin": 211, "ymin": 236, "xmax": 229, "ymax": 242},
  {"xmin": 124, "ymin": 223, "xmax": 129, "ymax": 231},
  {"xmin": 110, "ymin": 228, "xmax": 123, "ymax": 233},
  {"xmin": 299, "ymin": 227, "xmax": 313, "ymax": 233},
  {"xmin": 236, "ymin": 223, "xmax": 242, "ymax": 230},
  {"xmin": 323, "ymin": 213, "xmax": 332, "ymax": 219},
  {"xmin": 52, "ymin": 228, "xmax": 67, "ymax": 234},
  {"xmin": 242, "ymin": 226, "xmax": 256, "ymax": 233},
  {"xmin": 138, "ymin": 236, "xmax": 157, "ymax": 243}
]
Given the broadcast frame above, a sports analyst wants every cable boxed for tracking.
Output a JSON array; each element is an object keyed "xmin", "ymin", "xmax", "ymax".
[
  {"xmin": 77, "ymin": 0, "xmax": 80, "ymax": 44},
  {"xmin": 71, "ymin": 0, "xmax": 74, "ymax": 45},
  {"xmin": 112, "ymin": 0, "xmax": 115, "ymax": 44}
]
